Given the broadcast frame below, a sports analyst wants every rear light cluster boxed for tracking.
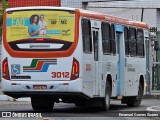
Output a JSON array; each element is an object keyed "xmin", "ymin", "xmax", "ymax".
[
  {"xmin": 2, "ymin": 57, "xmax": 79, "ymax": 81},
  {"xmin": 70, "ymin": 58, "xmax": 79, "ymax": 80},
  {"xmin": 2, "ymin": 58, "xmax": 10, "ymax": 80}
]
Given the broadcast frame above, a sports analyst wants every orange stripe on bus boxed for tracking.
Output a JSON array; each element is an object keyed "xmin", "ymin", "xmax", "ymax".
[{"xmin": 80, "ymin": 9, "xmax": 149, "ymax": 29}]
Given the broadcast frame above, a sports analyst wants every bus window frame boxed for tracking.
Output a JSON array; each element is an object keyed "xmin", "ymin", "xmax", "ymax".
[
  {"xmin": 81, "ymin": 18, "xmax": 92, "ymax": 54},
  {"xmin": 110, "ymin": 23, "xmax": 116, "ymax": 55},
  {"xmin": 137, "ymin": 29, "xmax": 145, "ymax": 57},
  {"xmin": 129, "ymin": 27, "xmax": 137, "ymax": 57},
  {"xmin": 101, "ymin": 22, "xmax": 111, "ymax": 55},
  {"xmin": 124, "ymin": 26, "xmax": 130, "ymax": 57}
]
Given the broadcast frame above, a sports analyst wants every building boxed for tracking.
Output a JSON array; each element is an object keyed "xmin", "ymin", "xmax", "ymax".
[
  {"xmin": 8, "ymin": 0, "xmax": 60, "ymax": 7},
  {"xmin": 87, "ymin": 0, "xmax": 160, "ymax": 30},
  {"xmin": 3, "ymin": 0, "xmax": 160, "ymax": 29},
  {"xmin": 1, "ymin": 0, "xmax": 128, "ymax": 10},
  {"xmin": 61, "ymin": 0, "xmax": 112, "ymax": 9},
  {"xmin": 2, "ymin": 0, "xmax": 110, "ymax": 8}
]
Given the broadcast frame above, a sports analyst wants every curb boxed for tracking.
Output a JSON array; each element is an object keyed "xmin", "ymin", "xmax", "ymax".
[
  {"xmin": 146, "ymin": 106, "xmax": 160, "ymax": 117},
  {"xmin": 0, "ymin": 95, "xmax": 31, "ymax": 102},
  {"xmin": 146, "ymin": 106, "xmax": 160, "ymax": 111},
  {"xmin": 143, "ymin": 95, "xmax": 160, "ymax": 99}
]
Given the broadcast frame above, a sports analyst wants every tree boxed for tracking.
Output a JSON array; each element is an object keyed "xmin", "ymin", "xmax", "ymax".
[{"xmin": 0, "ymin": 0, "xmax": 8, "ymax": 36}]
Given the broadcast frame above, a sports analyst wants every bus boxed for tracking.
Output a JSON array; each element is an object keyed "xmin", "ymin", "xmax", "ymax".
[{"xmin": 1, "ymin": 6, "xmax": 149, "ymax": 111}]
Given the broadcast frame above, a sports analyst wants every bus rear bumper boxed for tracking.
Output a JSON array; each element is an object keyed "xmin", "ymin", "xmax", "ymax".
[
  {"xmin": 3, "ymin": 91, "xmax": 90, "ymax": 100},
  {"xmin": 1, "ymin": 78, "xmax": 83, "ymax": 93},
  {"xmin": 1, "ymin": 78, "xmax": 91, "ymax": 101}
]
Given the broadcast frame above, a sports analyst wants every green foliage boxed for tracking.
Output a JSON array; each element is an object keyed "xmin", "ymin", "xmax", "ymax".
[{"xmin": 0, "ymin": 0, "xmax": 8, "ymax": 36}]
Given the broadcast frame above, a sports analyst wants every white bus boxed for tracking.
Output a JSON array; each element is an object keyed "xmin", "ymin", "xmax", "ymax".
[{"xmin": 1, "ymin": 6, "xmax": 149, "ymax": 111}]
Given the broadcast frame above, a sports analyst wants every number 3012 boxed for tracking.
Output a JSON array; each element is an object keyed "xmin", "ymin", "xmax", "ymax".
[{"xmin": 51, "ymin": 72, "xmax": 70, "ymax": 78}]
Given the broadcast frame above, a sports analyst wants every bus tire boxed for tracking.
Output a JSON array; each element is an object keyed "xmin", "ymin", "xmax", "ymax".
[
  {"xmin": 127, "ymin": 84, "xmax": 143, "ymax": 107},
  {"xmin": 101, "ymin": 80, "xmax": 111, "ymax": 111},
  {"xmin": 31, "ymin": 97, "xmax": 54, "ymax": 111}
]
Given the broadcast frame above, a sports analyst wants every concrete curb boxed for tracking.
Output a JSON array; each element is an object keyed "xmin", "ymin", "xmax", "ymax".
[
  {"xmin": 0, "ymin": 95, "xmax": 31, "ymax": 102},
  {"xmin": 0, "ymin": 95, "xmax": 12, "ymax": 101},
  {"xmin": 146, "ymin": 106, "xmax": 160, "ymax": 111},
  {"xmin": 16, "ymin": 97, "xmax": 31, "ymax": 102}
]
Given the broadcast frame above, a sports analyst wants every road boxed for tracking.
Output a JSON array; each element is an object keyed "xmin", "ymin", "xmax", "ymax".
[{"xmin": 0, "ymin": 99, "xmax": 160, "ymax": 120}]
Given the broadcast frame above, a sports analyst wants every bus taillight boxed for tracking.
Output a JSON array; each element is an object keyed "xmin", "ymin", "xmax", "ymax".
[
  {"xmin": 2, "ymin": 58, "xmax": 10, "ymax": 80},
  {"xmin": 36, "ymin": 38, "xmax": 44, "ymax": 41},
  {"xmin": 70, "ymin": 58, "xmax": 79, "ymax": 80}
]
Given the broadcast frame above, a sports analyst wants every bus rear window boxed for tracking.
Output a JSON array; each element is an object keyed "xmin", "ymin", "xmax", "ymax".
[{"xmin": 6, "ymin": 10, "xmax": 75, "ymax": 51}]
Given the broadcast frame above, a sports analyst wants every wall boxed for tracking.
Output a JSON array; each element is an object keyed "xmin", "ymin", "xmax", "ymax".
[
  {"xmin": 143, "ymin": 9, "xmax": 157, "ymax": 28},
  {"xmin": 8, "ymin": 0, "xmax": 61, "ymax": 8},
  {"xmin": 61, "ymin": 0, "xmax": 112, "ymax": 9},
  {"xmin": 88, "ymin": 7, "xmax": 157, "ymax": 28},
  {"xmin": 157, "ymin": 9, "xmax": 160, "ymax": 30}
]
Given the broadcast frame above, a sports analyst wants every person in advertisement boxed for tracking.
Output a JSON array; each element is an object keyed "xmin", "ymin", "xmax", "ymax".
[
  {"xmin": 39, "ymin": 14, "xmax": 48, "ymax": 35},
  {"xmin": 28, "ymin": 14, "xmax": 41, "ymax": 36}
]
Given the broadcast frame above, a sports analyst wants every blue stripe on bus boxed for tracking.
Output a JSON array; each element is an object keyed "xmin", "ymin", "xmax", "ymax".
[
  {"xmin": 114, "ymin": 24, "xmax": 124, "ymax": 33},
  {"xmin": 117, "ymin": 62, "xmax": 121, "ymax": 96}
]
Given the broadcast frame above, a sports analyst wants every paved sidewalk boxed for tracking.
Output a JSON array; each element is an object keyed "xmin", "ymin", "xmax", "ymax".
[
  {"xmin": 0, "ymin": 82, "xmax": 31, "ymax": 102},
  {"xmin": 146, "ymin": 105, "xmax": 160, "ymax": 111}
]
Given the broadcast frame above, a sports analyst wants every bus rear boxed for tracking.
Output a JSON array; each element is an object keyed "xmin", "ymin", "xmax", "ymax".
[{"xmin": 1, "ymin": 7, "xmax": 83, "ymax": 110}]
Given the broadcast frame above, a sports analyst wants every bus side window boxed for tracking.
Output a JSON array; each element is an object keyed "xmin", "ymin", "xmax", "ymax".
[
  {"xmin": 137, "ymin": 29, "xmax": 145, "ymax": 57},
  {"xmin": 110, "ymin": 24, "xmax": 116, "ymax": 55},
  {"xmin": 82, "ymin": 19, "xmax": 92, "ymax": 53},
  {"xmin": 129, "ymin": 27, "xmax": 137, "ymax": 57},
  {"xmin": 101, "ymin": 22, "xmax": 110, "ymax": 54},
  {"xmin": 124, "ymin": 27, "xmax": 129, "ymax": 56}
]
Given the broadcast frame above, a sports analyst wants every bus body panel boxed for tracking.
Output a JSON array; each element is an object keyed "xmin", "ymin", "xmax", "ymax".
[
  {"xmin": 102, "ymin": 55, "xmax": 117, "ymax": 97},
  {"xmin": 6, "ymin": 57, "xmax": 73, "ymax": 81},
  {"xmin": 124, "ymin": 57, "xmax": 146, "ymax": 96},
  {"xmin": 1, "ymin": 32, "xmax": 85, "ymax": 97}
]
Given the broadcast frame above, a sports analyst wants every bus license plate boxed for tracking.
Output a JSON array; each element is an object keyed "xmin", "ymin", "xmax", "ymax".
[{"xmin": 33, "ymin": 85, "xmax": 47, "ymax": 90}]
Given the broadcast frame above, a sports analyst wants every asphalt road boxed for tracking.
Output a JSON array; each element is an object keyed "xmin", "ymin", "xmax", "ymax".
[{"xmin": 0, "ymin": 99, "xmax": 160, "ymax": 120}]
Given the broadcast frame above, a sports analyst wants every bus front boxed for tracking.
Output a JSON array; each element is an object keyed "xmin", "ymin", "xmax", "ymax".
[{"xmin": 1, "ymin": 7, "xmax": 83, "ymax": 109}]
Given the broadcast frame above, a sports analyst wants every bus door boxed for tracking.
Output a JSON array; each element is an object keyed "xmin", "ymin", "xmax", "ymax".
[
  {"xmin": 92, "ymin": 28, "xmax": 100, "ymax": 95},
  {"xmin": 115, "ymin": 24, "xmax": 125, "ymax": 97}
]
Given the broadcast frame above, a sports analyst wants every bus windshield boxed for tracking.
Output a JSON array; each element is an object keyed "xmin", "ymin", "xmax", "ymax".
[{"xmin": 6, "ymin": 10, "xmax": 75, "ymax": 51}]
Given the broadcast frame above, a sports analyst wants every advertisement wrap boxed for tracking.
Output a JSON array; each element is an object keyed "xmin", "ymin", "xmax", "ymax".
[{"xmin": 6, "ymin": 10, "xmax": 75, "ymax": 43}]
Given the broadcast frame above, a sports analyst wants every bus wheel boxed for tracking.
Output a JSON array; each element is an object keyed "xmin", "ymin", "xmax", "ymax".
[
  {"xmin": 127, "ymin": 84, "xmax": 143, "ymax": 107},
  {"xmin": 101, "ymin": 80, "xmax": 111, "ymax": 111},
  {"xmin": 31, "ymin": 97, "xmax": 54, "ymax": 111}
]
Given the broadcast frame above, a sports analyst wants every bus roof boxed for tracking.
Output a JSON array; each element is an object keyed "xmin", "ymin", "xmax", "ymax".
[
  {"xmin": 5, "ymin": 6, "xmax": 76, "ymax": 12},
  {"xmin": 5, "ymin": 6, "xmax": 149, "ymax": 29},
  {"xmin": 79, "ymin": 9, "xmax": 149, "ymax": 29}
]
